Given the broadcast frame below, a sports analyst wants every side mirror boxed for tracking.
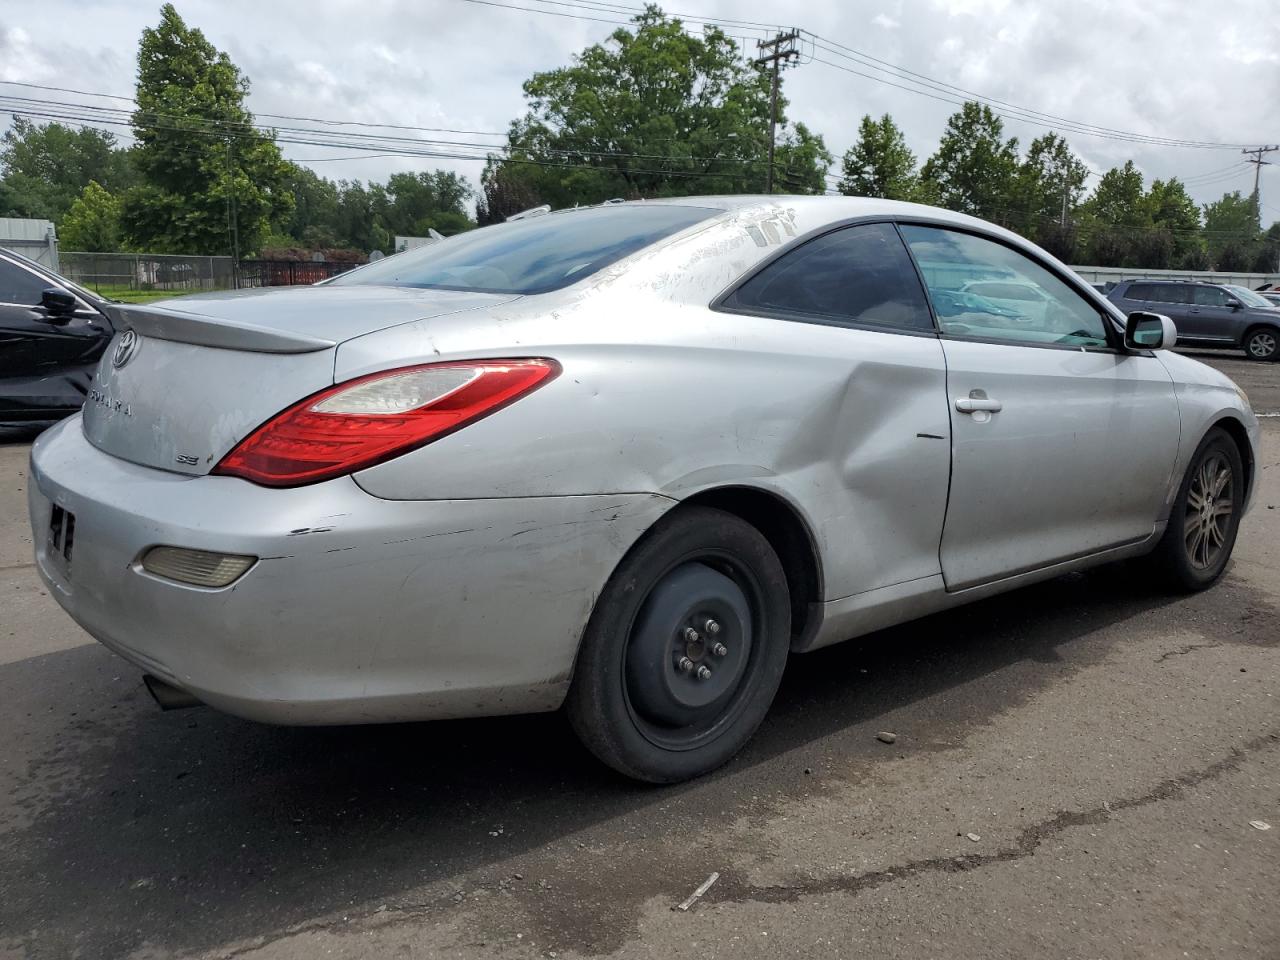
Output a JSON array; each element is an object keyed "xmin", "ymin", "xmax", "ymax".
[
  {"xmin": 1224, "ymin": 298, "xmax": 1242, "ymax": 310},
  {"xmin": 1124, "ymin": 311, "xmax": 1177, "ymax": 351},
  {"xmin": 40, "ymin": 287, "xmax": 77, "ymax": 321}
]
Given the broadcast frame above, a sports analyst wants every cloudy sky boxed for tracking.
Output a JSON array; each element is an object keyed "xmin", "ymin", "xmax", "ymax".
[{"xmin": 2, "ymin": 0, "xmax": 1278, "ymax": 219}]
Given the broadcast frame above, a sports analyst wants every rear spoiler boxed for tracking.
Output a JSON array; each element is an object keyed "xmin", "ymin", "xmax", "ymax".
[{"xmin": 106, "ymin": 302, "xmax": 335, "ymax": 354}]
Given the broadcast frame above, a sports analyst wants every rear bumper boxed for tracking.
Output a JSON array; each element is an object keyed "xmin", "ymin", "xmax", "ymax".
[{"xmin": 28, "ymin": 416, "xmax": 671, "ymax": 724}]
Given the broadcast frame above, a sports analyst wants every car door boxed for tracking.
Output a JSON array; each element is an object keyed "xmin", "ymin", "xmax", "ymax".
[
  {"xmin": 715, "ymin": 221, "xmax": 952, "ymax": 600},
  {"xmin": 0, "ymin": 258, "xmax": 55, "ymax": 412},
  {"xmin": 1147, "ymin": 283, "xmax": 1196, "ymax": 334},
  {"xmin": 0, "ymin": 255, "xmax": 110, "ymax": 417},
  {"xmin": 1185, "ymin": 285, "xmax": 1238, "ymax": 343},
  {"xmin": 899, "ymin": 224, "xmax": 1181, "ymax": 591}
]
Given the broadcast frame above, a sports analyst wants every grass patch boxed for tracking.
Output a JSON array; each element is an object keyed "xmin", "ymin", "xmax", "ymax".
[{"xmin": 87, "ymin": 285, "xmax": 223, "ymax": 304}]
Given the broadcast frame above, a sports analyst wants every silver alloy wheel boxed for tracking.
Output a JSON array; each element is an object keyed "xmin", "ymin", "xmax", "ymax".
[
  {"xmin": 1183, "ymin": 452, "xmax": 1234, "ymax": 569},
  {"xmin": 1247, "ymin": 330, "xmax": 1277, "ymax": 358}
]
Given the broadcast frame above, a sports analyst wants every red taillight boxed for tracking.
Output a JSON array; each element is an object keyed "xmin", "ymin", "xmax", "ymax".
[{"xmin": 213, "ymin": 358, "xmax": 560, "ymax": 487}]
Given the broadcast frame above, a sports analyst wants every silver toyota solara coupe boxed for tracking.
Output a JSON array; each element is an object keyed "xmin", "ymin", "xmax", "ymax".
[{"xmin": 28, "ymin": 196, "xmax": 1260, "ymax": 782}]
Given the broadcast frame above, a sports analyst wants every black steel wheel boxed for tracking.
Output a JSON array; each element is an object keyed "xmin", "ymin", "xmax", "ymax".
[
  {"xmin": 1148, "ymin": 427, "xmax": 1244, "ymax": 591},
  {"xmin": 567, "ymin": 506, "xmax": 790, "ymax": 782}
]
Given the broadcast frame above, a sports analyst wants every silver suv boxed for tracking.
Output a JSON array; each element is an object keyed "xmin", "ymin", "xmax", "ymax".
[{"xmin": 1107, "ymin": 279, "xmax": 1280, "ymax": 361}]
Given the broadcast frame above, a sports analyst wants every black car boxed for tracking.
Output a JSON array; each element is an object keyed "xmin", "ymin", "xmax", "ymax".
[
  {"xmin": 0, "ymin": 248, "xmax": 115, "ymax": 421},
  {"xmin": 1106, "ymin": 278, "xmax": 1280, "ymax": 361}
]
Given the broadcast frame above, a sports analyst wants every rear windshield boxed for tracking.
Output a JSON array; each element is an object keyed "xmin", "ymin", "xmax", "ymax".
[{"xmin": 331, "ymin": 204, "xmax": 717, "ymax": 295}]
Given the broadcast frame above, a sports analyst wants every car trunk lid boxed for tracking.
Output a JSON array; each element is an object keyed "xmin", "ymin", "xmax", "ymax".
[{"xmin": 82, "ymin": 285, "xmax": 518, "ymax": 475}]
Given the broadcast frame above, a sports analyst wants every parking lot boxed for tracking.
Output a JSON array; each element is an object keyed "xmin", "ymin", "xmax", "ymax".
[{"xmin": 1, "ymin": 351, "xmax": 1277, "ymax": 960}]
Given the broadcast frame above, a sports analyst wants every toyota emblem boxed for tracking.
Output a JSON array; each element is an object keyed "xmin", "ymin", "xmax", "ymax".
[{"xmin": 112, "ymin": 330, "xmax": 140, "ymax": 369}]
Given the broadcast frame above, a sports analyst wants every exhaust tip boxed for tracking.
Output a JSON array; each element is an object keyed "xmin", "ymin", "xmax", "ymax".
[{"xmin": 143, "ymin": 674, "xmax": 203, "ymax": 711}]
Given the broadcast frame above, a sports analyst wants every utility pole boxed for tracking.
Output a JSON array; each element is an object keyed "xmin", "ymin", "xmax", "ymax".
[
  {"xmin": 1242, "ymin": 144, "xmax": 1279, "ymax": 208},
  {"xmin": 226, "ymin": 140, "xmax": 240, "ymax": 289},
  {"xmin": 755, "ymin": 29, "xmax": 800, "ymax": 195}
]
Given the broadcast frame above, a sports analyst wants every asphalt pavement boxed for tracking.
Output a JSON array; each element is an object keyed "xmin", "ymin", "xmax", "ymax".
[{"xmin": 1, "ymin": 352, "xmax": 1277, "ymax": 960}]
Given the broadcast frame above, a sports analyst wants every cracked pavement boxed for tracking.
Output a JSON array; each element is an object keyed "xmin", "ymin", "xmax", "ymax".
[{"xmin": 1, "ymin": 352, "xmax": 1278, "ymax": 960}]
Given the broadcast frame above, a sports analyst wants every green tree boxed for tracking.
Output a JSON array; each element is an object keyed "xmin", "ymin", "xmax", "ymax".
[
  {"xmin": 1083, "ymin": 161, "xmax": 1148, "ymax": 226},
  {"xmin": 477, "ymin": 160, "xmax": 547, "ymax": 225},
  {"xmin": 332, "ymin": 180, "xmax": 392, "ymax": 254},
  {"xmin": 920, "ymin": 102, "xmax": 1019, "ymax": 218},
  {"xmin": 1255, "ymin": 222, "xmax": 1280, "ymax": 273},
  {"xmin": 379, "ymin": 171, "xmax": 474, "ymax": 237},
  {"xmin": 1202, "ymin": 190, "xmax": 1262, "ymax": 268},
  {"xmin": 491, "ymin": 5, "xmax": 829, "ymax": 206},
  {"xmin": 0, "ymin": 118, "xmax": 134, "ymax": 221},
  {"xmin": 1077, "ymin": 161, "xmax": 1150, "ymax": 266},
  {"xmin": 838, "ymin": 114, "xmax": 921, "ymax": 200},
  {"xmin": 121, "ymin": 4, "xmax": 292, "ymax": 254},
  {"xmin": 1008, "ymin": 133, "xmax": 1087, "ymax": 253},
  {"xmin": 274, "ymin": 164, "xmax": 340, "ymax": 249},
  {"xmin": 1146, "ymin": 177, "xmax": 1202, "ymax": 267},
  {"xmin": 774, "ymin": 123, "xmax": 832, "ymax": 195},
  {"xmin": 59, "ymin": 181, "xmax": 124, "ymax": 252}
]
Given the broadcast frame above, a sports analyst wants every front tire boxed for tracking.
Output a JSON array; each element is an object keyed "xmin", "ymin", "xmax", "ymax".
[
  {"xmin": 1148, "ymin": 428, "xmax": 1244, "ymax": 591},
  {"xmin": 566, "ymin": 506, "xmax": 791, "ymax": 783},
  {"xmin": 1244, "ymin": 326, "xmax": 1279, "ymax": 361}
]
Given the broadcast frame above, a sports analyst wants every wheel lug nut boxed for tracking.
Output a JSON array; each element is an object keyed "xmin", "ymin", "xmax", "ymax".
[
  {"xmin": 712, "ymin": 642, "xmax": 728, "ymax": 657},
  {"xmin": 704, "ymin": 619, "xmax": 721, "ymax": 635},
  {"xmin": 677, "ymin": 656, "xmax": 695, "ymax": 673},
  {"xmin": 696, "ymin": 665, "xmax": 712, "ymax": 681},
  {"xmin": 683, "ymin": 627, "xmax": 700, "ymax": 643}
]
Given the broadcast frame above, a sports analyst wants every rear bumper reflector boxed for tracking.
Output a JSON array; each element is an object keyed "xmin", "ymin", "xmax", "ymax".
[{"xmin": 140, "ymin": 545, "xmax": 256, "ymax": 588}]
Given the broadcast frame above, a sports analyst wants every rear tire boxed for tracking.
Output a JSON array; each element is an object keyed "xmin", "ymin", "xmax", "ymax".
[
  {"xmin": 1147, "ymin": 428, "xmax": 1244, "ymax": 592},
  {"xmin": 566, "ymin": 506, "xmax": 790, "ymax": 783},
  {"xmin": 1243, "ymin": 326, "xmax": 1279, "ymax": 361}
]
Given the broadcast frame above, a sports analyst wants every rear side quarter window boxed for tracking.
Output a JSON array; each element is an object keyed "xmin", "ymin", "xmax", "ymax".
[{"xmin": 718, "ymin": 222, "xmax": 934, "ymax": 332}]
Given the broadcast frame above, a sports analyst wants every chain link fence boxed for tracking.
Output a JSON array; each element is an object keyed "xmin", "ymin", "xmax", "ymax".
[
  {"xmin": 59, "ymin": 252, "xmax": 361, "ymax": 298},
  {"xmin": 60, "ymin": 253, "xmax": 236, "ymax": 298}
]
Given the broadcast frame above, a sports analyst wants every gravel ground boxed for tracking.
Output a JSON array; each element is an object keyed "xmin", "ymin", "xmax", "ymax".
[{"xmin": 0, "ymin": 354, "xmax": 1277, "ymax": 960}]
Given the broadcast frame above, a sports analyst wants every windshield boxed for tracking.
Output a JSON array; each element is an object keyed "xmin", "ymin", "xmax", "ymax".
[
  {"xmin": 332, "ymin": 204, "xmax": 716, "ymax": 295},
  {"xmin": 1226, "ymin": 285, "xmax": 1276, "ymax": 308}
]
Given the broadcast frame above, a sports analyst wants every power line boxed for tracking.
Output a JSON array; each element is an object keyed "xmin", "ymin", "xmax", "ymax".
[
  {"xmin": 2, "ymin": 93, "xmax": 820, "ymax": 173},
  {"xmin": 804, "ymin": 33, "xmax": 1249, "ymax": 151},
  {"xmin": 441, "ymin": 0, "xmax": 1260, "ymax": 152},
  {"xmin": 0, "ymin": 80, "xmax": 509, "ymax": 138},
  {"xmin": 1180, "ymin": 160, "xmax": 1252, "ymax": 184},
  {"xmin": 454, "ymin": 0, "xmax": 633, "ymax": 27},
  {"xmin": 810, "ymin": 49, "xmax": 1244, "ymax": 151},
  {"xmin": 2, "ymin": 102, "xmax": 799, "ymax": 186}
]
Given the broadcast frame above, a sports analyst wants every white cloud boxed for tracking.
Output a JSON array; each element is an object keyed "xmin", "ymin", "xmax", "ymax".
[{"xmin": 0, "ymin": 0, "xmax": 1276, "ymax": 214}]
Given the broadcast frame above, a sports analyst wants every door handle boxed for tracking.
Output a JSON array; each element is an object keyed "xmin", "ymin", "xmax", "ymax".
[{"xmin": 955, "ymin": 395, "xmax": 1003, "ymax": 414}]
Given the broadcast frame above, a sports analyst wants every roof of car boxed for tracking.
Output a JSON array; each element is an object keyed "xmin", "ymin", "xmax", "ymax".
[
  {"xmin": 1121, "ymin": 278, "xmax": 1221, "ymax": 285},
  {"xmin": 621, "ymin": 194, "xmax": 1024, "ymax": 242},
  {"xmin": 642, "ymin": 194, "xmax": 987, "ymax": 222}
]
